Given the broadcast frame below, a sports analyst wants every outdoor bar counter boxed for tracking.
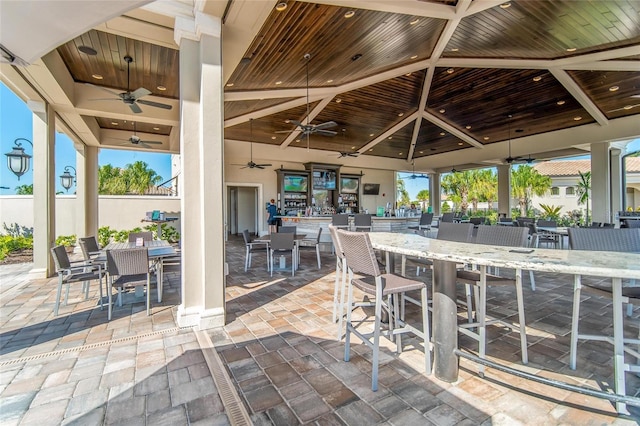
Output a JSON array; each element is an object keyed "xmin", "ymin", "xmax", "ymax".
[{"xmin": 279, "ymin": 215, "xmax": 420, "ymax": 232}]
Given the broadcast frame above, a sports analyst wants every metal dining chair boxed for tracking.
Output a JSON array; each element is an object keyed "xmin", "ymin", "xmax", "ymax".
[
  {"xmin": 337, "ymin": 229, "xmax": 431, "ymax": 391},
  {"xmin": 105, "ymin": 247, "xmax": 153, "ymax": 320},
  {"xmin": 128, "ymin": 231, "xmax": 153, "ymax": 242},
  {"xmin": 331, "ymin": 214, "xmax": 349, "ymax": 230},
  {"xmin": 353, "ymin": 214, "xmax": 372, "ymax": 232},
  {"xmin": 328, "ymin": 225, "xmax": 348, "ymax": 339},
  {"xmin": 278, "ymin": 226, "xmax": 297, "ymax": 235},
  {"xmin": 242, "ymin": 229, "xmax": 269, "ymax": 272},
  {"xmin": 408, "ymin": 212, "xmax": 434, "ymax": 235},
  {"xmin": 269, "ymin": 232, "xmax": 296, "ymax": 277},
  {"xmin": 298, "ymin": 227, "xmax": 322, "ymax": 269},
  {"xmin": 50, "ymin": 245, "xmax": 106, "ymax": 316}
]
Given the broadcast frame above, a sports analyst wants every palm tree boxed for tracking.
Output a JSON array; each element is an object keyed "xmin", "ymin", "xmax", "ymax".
[
  {"xmin": 123, "ymin": 161, "xmax": 163, "ymax": 194},
  {"xmin": 416, "ymin": 189, "xmax": 430, "ymax": 210},
  {"xmin": 98, "ymin": 164, "xmax": 127, "ymax": 195},
  {"xmin": 396, "ymin": 178, "xmax": 410, "ymax": 207},
  {"xmin": 511, "ymin": 165, "xmax": 552, "ymax": 217},
  {"xmin": 441, "ymin": 170, "xmax": 474, "ymax": 214},
  {"xmin": 576, "ymin": 171, "xmax": 591, "ymax": 226},
  {"xmin": 476, "ymin": 169, "xmax": 498, "ymax": 210}
]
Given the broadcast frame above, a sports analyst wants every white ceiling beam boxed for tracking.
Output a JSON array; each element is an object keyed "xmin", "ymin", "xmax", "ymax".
[
  {"xmin": 358, "ymin": 112, "xmax": 419, "ymax": 154},
  {"xmin": 563, "ymin": 61, "xmax": 640, "ymax": 72},
  {"xmin": 224, "ymin": 96, "xmax": 310, "ymax": 127},
  {"xmin": 463, "ymin": 0, "xmax": 504, "ymax": 16},
  {"xmin": 280, "ymin": 96, "xmax": 334, "ymax": 149},
  {"xmin": 436, "ymin": 57, "xmax": 553, "ymax": 69},
  {"xmin": 94, "ymin": 16, "xmax": 178, "ymax": 49},
  {"xmin": 296, "ymin": 0, "xmax": 456, "ymax": 19},
  {"xmin": 407, "ymin": 66, "xmax": 434, "ymax": 161},
  {"xmin": 553, "ymin": 45, "xmax": 640, "ymax": 68},
  {"xmin": 548, "ymin": 68, "xmax": 609, "ymax": 126},
  {"xmin": 423, "ymin": 111, "xmax": 484, "ymax": 148}
]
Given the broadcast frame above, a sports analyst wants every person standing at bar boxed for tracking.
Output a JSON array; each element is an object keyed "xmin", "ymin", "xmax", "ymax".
[{"xmin": 267, "ymin": 199, "xmax": 278, "ymax": 234}]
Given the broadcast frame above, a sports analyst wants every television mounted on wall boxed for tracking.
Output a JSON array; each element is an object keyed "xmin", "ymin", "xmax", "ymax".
[
  {"xmin": 283, "ymin": 175, "xmax": 308, "ymax": 192},
  {"xmin": 362, "ymin": 183, "xmax": 380, "ymax": 195}
]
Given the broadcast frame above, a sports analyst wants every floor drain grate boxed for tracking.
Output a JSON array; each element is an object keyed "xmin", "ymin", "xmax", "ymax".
[{"xmin": 0, "ymin": 326, "xmax": 190, "ymax": 366}]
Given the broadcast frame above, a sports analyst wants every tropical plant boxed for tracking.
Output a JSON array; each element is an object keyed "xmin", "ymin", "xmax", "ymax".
[
  {"xmin": 576, "ymin": 171, "xmax": 591, "ymax": 226},
  {"xmin": 538, "ymin": 203, "xmax": 563, "ymax": 220},
  {"xmin": 475, "ymin": 169, "xmax": 497, "ymax": 210},
  {"xmin": 98, "ymin": 164, "xmax": 127, "ymax": 195},
  {"xmin": 441, "ymin": 201, "xmax": 451, "ymax": 212},
  {"xmin": 416, "ymin": 189, "xmax": 430, "ymax": 210},
  {"xmin": 15, "ymin": 184, "xmax": 33, "ymax": 195},
  {"xmin": 396, "ymin": 179, "xmax": 410, "ymax": 207},
  {"xmin": 510, "ymin": 165, "xmax": 552, "ymax": 217},
  {"xmin": 98, "ymin": 226, "xmax": 115, "ymax": 247},
  {"xmin": 441, "ymin": 170, "xmax": 475, "ymax": 214},
  {"xmin": 123, "ymin": 161, "xmax": 163, "ymax": 194},
  {"xmin": 55, "ymin": 234, "xmax": 77, "ymax": 247},
  {"xmin": 3, "ymin": 222, "xmax": 33, "ymax": 238}
]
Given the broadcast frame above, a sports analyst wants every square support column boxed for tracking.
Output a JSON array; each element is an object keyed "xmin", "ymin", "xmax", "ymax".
[
  {"xmin": 31, "ymin": 102, "xmax": 56, "ymax": 278},
  {"xmin": 497, "ymin": 165, "xmax": 511, "ymax": 218},
  {"xmin": 429, "ymin": 173, "xmax": 441, "ymax": 217},
  {"xmin": 591, "ymin": 142, "xmax": 611, "ymax": 223},
  {"xmin": 76, "ymin": 145, "xmax": 99, "ymax": 239}
]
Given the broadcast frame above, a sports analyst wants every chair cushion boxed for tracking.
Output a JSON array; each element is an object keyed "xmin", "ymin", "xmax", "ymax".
[
  {"xmin": 353, "ymin": 274, "xmax": 426, "ymax": 296},
  {"xmin": 63, "ymin": 271, "xmax": 103, "ymax": 283},
  {"xmin": 456, "ymin": 270, "xmax": 515, "ymax": 286},
  {"xmin": 111, "ymin": 273, "xmax": 149, "ymax": 288}
]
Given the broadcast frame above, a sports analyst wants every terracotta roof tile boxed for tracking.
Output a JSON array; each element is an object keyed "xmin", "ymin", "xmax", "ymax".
[{"xmin": 533, "ymin": 157, "xmax": 640, "ymax": 176}]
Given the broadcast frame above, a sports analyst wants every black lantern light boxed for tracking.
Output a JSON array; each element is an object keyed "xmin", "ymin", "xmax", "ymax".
[
  {"xmin": 4, "ymin": 138, "xmax": 32, "ymax": 180},
  {"xmin": 59, "ymin": 165, "xmax": 76, "ymax": 192}
]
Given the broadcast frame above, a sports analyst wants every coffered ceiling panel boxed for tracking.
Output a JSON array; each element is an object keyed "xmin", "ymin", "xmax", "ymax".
[{"xmin": 567, "ymin": 70, "xmax": 640, "ymax": 119}]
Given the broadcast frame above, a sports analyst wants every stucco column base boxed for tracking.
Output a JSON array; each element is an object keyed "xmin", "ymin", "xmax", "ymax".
[
  {"xmin": 177, "ymin": 305, "xmax": 225, "ymax": 330},
  {"xmin": 28, "ymin": 267, "xmax": 49, "ymax": 280}
]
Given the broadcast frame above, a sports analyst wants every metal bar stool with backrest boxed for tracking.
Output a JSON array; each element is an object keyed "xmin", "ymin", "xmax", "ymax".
[
  {"xmin": 354, "ymin": 213, "xmax": 372, "ymax": 232},
  {"xmin": 50, "ymin": 245, "xmax": 105, "ymax": 316},
  {"xmin": 456, "ymin": 225, "xmax": 530, "ymax": 375},
  {"xmin": 567, "ymin": 227, "xmax": 640, "ymax": 414},
  {"xmin": 298, "ymin": 227, "xmax": 322, "ymax": 269},
  {"xmin": 328, "ymin": 225, "xmax": 348, "ymax": 339},
  {"xmin": 242, "ymin": 229, "xmax": 269, "ymax": 272},
  {"xmin": 269, "ymin": 232, "xmax": 296, "ymax": 277},
  {"xmin": 105, "ymin": 247, "xmax": 153, "ymax": 320},
  {"xmin": 408, "ymin": 212, "xmax": 434, "ymax": 235},
  {"xmin": 332, "ymin": 214, "xmax": 349, "ymax": 230},
  {"xmin": 128, "ymin": 231, "xmax": 153, "ymax": 242},
  {"xmin": 337, "ymin": 229, "xmax": 431, "ymax": 391}
]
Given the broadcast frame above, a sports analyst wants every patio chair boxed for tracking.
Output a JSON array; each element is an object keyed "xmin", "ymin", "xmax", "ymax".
[
  {"xmin": 408, "ymin": 212, "xmax": 434, "ymax": 234},
  {"xmin": 331, "ymin": 214, "xmax": 349, "ymax": 230},
  {"xmin": 50, "ymin": 245, "xmax": 105, "ymax": 316},
  {"xmin": 440, "ymin": 212, "xmax": 455, "ymax": 223},
  {"xmin": 328, "ymin": 225, "xmax": 348, "ymax": 339},
  {"xmin": 105, "ymin": 247, "xmax": 153, "ymax": 320},
  {"xmin": 298, "ymin": 227, "xmax": 322, "ymax": 269},
  {"xmin": 354, "ymin": 214, "xmax": 372, "ymax": 232},
  {"xmin": 269, "ymin": 232, "xmax": 296, "ymax": 277},
  {"xmin": 337, "ymin": 229, "xmax": 431, "ymax": 391},
  {"xmin": 278, "ymin": 226, "xmax": 297, "ymax": 235},
  {"xmin": 456, "ymin": 225, "xmax": 530, "ymax": 374},
  {"xmin": 532, "ymin": 220, "xmax": 559, "ymax": 248},
  {"xmin": 242, "ymin": 229, "xmax": 269, "ymax": 272},
  {"xmin": 128, "ymin": 231, "xmax": 153, "ymax": 243},
  {"xmin": 78, "ymin": 236, "xmax": 101, "ymax": 259},
  {"xmin": 623, "ymin": 220, "xmax": 640, "ymax": 229}
]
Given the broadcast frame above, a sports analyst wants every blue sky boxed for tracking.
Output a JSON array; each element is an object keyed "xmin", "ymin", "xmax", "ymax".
[{"xmin": 1, "ymin": 82, "xmax": 172, "ymax": 194}]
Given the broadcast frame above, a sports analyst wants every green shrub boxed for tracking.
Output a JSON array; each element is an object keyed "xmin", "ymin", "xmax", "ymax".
[
  {"xmin": 143, "ymin": 224, "xmax": 180, "ymax": 243},
  {"xmin": 55, "ymin": 234, "xmax": 77, "ymax": 247},
  {"xmin": 98, "ymin": 226, "xmax": 115, "ymax": 247},
  {"xmin": 0, "ymin": 235, "xmax": 33, "ymax": 261}
]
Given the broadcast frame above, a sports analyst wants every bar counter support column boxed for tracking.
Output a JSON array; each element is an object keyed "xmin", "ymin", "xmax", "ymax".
[{"xmin": 432, "ymin": 259, "xmax": 459, "ymax": 381}]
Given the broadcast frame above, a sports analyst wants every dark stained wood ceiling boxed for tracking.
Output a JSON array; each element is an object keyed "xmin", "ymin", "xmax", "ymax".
[{"xmin": 53, "ymin": 0, "xmax": 640, "ymax": 160}]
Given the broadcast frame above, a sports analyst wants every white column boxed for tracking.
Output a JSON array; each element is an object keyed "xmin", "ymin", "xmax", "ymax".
[
  {"xmin": 31, "ymin": 102, "xmax": 56, "ymax": 278},
  {"xmin": 497, "ymin": 165, "xmax": 511, "ymax": 218},
  {"xmin": 610, "ymin": 147, "xmax": 623, "ymax": 225},
  {"xmin": 175, "ymin": 13, "xmax": 226, "ymax": 329},
  {"xmin": 591, "ymin": 142, "xmax": 611, "ymax": 223},
  {"xmin": 429, "ymin": 173, "xmax": 441, "ymax": 216},
  {"xmin": 76, "ymin": 146, "xmax": 99, "ymax": 238}
]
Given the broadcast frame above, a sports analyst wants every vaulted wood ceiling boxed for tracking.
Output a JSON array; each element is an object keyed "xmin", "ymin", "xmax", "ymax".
[{"xmin": 42, "ymin": 0, "xmax": 640, "ymax": 165}]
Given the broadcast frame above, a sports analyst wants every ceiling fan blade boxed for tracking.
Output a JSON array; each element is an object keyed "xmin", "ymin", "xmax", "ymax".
[
  {"xmin": 139, "ymin": 140, "xmax": 163, "ymax": 145},
  {"xmin": 275, "ymin": 130, "xmax": 295, "ymax": 134},
  {"xmin": 255, "ymin": 165, "xmax": 265, "ymax": 169},
  {"xmin": 137, "ymin": 99, "xmax": 173, "ymax": 110},
  {"xmin": 88, "ymin": 98, "xmax": 122, "ymax": 102},
  {"xmin": 130, "ymin": 87, "xmax": 152, "ymax": 99},
  {"xmin": 290, "ymin": 120, "xmax": 303, "ymax": 127},
  {"xmin": 140, "ymin": 142, "xmax": 155, "ymax": 149},
  {"xmin": 256, "ymin": 163, "xmax": 272, "ymax": 167},
  {"xmin": 316, "ymin": 129, "xmax": 337, "ymax": 136},
  {"xmin": 314, "ymin": 121, "xmax": 337, "ymax": 130},
  {"xmin": 129, "ymin": 103, "xmax": 143, "ymax": 114},
  {"xmin": 84, "ymin": 83, "xmax": 121, "ymax": 97}
]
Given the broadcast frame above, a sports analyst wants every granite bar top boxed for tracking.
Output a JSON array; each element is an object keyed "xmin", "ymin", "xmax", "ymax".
[{"xmin": 367, "ymin": 232, "xmax": 640, "ymax": 279}]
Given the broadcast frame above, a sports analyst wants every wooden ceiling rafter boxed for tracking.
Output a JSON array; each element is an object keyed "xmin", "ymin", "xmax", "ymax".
[
  {"xmin": 279, "ymin": 95, "xmax": 335, "ymax": 149},
  {"xmin": 357, "ymin": 112, "xmax": 420, "ymax": 154},
  {"xmin": 407, "ymin": 66, "xmax": 435, "ymax": 161}
]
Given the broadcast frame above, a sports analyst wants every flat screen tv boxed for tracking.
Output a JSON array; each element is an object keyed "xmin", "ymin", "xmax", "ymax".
[
  {"xmin": 341, "ymin": 177, "xmax": 359, "ymax": 194},
  {"xmin": 283, "ymin": 175, "xmax": 308, "ymax": 192},
  {"xmin": 362, "ymin": 183, "xmax": 380, "ymax": 195},
  {"xmin": 313, "ymin": 171, "xmax": 336, "ymax": 190}
]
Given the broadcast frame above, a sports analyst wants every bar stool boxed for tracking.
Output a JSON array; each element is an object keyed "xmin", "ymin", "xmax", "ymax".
[{"xmin": 354, "ymin": 213, "xmax": 372, "ymax": 232}]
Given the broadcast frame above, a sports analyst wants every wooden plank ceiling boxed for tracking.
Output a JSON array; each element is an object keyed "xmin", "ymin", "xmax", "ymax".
[{"xmin": 55, "ymin": 0, "xmax": 640, "ymax": 160}]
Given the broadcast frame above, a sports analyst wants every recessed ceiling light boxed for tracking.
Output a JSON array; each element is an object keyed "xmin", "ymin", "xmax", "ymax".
[
  {"xmin": 398, "ymin": 152, "xmax": 403, "ymax": 155},
  {"xmin": 419, "ymin": 151, "xmax": 424, "ymax": 154},
  {"xmin": 78, "ymin": 45, "xmax": 97, "ymax": 55},
  {"xmin": 111, "ymin": 122, "xmax": 118, "ymax": 126},
  {"xmin": 483, "ymin": 136, "xmax": 490, "ymax": 140},
  {"xmin": 458, "ymin": 142, "xmax": 464, "ymax": 146},
  {"xmin": 388, "ymin": 136, "xmax": 393, "ymax": 140},
  {"xmin": 153, "ymin": 127, "xmax": 160, "ymax": 130},
  {"xmin": 351, "ymin": 146, "xmax": 356, "ymax": 150},
  {"xmin": 451, "ymin": 48, "xmax": 459, "ymax": 52},
  {"xmin": 226, "ymin": 83, "xmax": 234, "ymax": 87},
  {"xmin": 439, "ymin": 132, "xmax": 445, "ymax": 136},
  {"xmin": 271, "ymin": 136, "xmax": 277, "ymax": 139},
  {"xmin": 406, "ymin": 73, "xmax": 412, "ymax": 77},
  {"xmin": 351, "ymin": 53, "xmax": 362, "ymax": 61},
  {"xmin": 624, "ymin": 105, "xmax": 633, "ymax": 110},
  {"xmin": 500, "ymin": 2, "xmax": 511, "ymax": 8},
  {"xmin": 275, "ymin": 2, "xmax": 287, "ymax": 11},
  {"xmin": 410, "ymin": 55, "xmax": 418, "ymax": 60},
  {"xmin": 533, "ymin": 76, "xmax": 542, "ymax": 82},
  {"xmin": 573, "ymin": 116, "xmax": 582, "ymax": 121},
  {"xmin": 566, "ymin": 47, "xmax": 577, "ymax": 52},
  {"xmin": 157, "ymin": 85, "xmax": 167, "ymax": 91},
  {"xmin": 410, "ymin": 18, "xmax": 420, "ymax": 25},
  {"xmin": 295, "ymin": 139, "xmax": 301, "ymax": 142},
  {"xmin": 369, "ymin": 149, "xmax": 373, "ymax": 151},
  {"xmin": 327, "ymin": 79, "xmax": 333, "ymax": 83},
  {"xmin": 439, "ymin": 109, "xmax": 445, "ymax": 114},
  {"xmin": 91, "ymin": 74, "xmax": 103, "ymax": 80},
  {"xmin": 336, "ymin": 98, "xmax": 342, "ymax": 103},
  {"xmin": 465, "ymin": 125, "xmax": 472, "ymax": 129},
  {"xmin": 275, "ymin": 81, "xmax": 282, "ymax": 85},
  {"xmin": 557, "ymin": 100, "xmax": 565, "ymax": 105},
  {"xmin": 369, "ymin": 133, "xmax": 374, "ymax": 137},
  {"xmin": 398, "ymin": 112, "xmax": 404, "ymax": 117},
  {"xmin": 344, "ymin": 10, "xmax": 355, "ymax": 18},
  {"xmin": 446, "ymin": 68, "xmax": 454, "ymax": 74},
  {"xmin": 609, "ymin": 86, "xmax": 619, "ymax": 92}
]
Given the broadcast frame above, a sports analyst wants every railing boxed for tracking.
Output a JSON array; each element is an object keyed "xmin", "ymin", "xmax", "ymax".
[{"xmin": 147, "ymin": 175, "xmax": 179, "ymax": 196}]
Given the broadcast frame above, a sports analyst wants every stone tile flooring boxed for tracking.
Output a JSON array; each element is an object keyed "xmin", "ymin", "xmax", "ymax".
[{"xmin": 1, "ymin": 235, "xmax": 639, "ymax": 425}]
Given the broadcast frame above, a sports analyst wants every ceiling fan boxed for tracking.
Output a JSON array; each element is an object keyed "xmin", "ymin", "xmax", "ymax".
[
  {"xmin": 88, "ymin": 55, "xmax": 172, "ymax": 114},
  {"xmin": 276, "ymin": 53, "xmax": 338, "ymax": 146},
  {"xmin": 235, "ymin": 119, "xmax": 272, "ymax": 169},
  {"xmin": 405, "ymin": 160, "xmax": 428, "ymax": 179},
  {"xmin": 336, "ymin": 128, "xmax": 359, "ymax": 158},
  {"xmin": 503, "ymin": 115, "xmax": 535, "ymax": 164},
  {"xmin": 113, "ymin": 121, "xmax": 163, "ymax": 149}
]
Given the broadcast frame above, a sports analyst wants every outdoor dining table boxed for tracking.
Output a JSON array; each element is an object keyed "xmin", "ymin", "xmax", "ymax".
[
  {"xmin": 98, "ymin": 240, "xmax": 177, "ymax": 302},
  {"xmin": 253, "ymin": 234, "xmax": 307, "ymax": 270},
  {"xmin": 367, "ymin": 231, "xmax": 640, "ymax": 414},
  {"xmin": 537, "ymin": 226, "xmax": 570, "ymax": 249}
]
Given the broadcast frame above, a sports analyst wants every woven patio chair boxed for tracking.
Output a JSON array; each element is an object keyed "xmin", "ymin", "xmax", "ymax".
[
  {"xmin": 50, "ymin": 245, "xmax": 105, "ymax": 316},
  {"xmin": 337, "ymin": 229, "xmax": 431, "ymax": 391},
  {"xmin": 408, "ymin": 212, "xmax": 434, "ymax": 235},
  {"xmin": 105, "ymin": 247, "xmax": 152, "ymax": 320},
  {"xmin": 298, "ymin": 227, "xmax": 322, "ymax": 269},
  {"xmin": 328, "ymin": 225, "xmax": 348, "ymax": 339},
  {"xmin": 456, "ymin": 225, "xmax": 530, "ymax": 374},
  {"xmin": 128, "ymin": 231, "xmax": 153, "ymax": 242},
  {"xmin": 269, "ymin": 232, "xmax": 296, "ymax": 277},
  {"xmin": 242, "ymin": 229, "xmax": 269, "ymax": 272},
  {"xmin": 354, "ymin": 214, "xmax": 372, "ymax": 232}
]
